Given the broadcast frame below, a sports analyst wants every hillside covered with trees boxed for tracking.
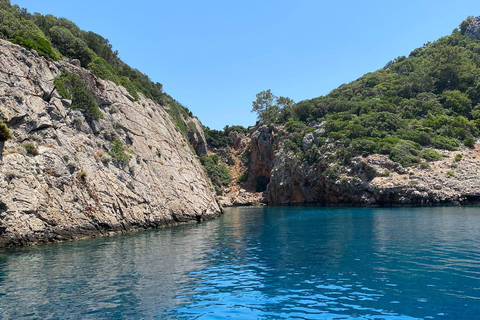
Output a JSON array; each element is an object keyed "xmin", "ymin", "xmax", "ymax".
[
  {"xmin": 250, "ymin": 17, "xmax": 480, "ymax": 168},
  {"xmin": 0, "ymin": 0, "xmax": 193, "ymax": 133}
]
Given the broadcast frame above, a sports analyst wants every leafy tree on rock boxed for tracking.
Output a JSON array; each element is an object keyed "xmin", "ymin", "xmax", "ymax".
[{"xmin": 251, "ymin": 90, "xmax": 294, "ymax": 124}]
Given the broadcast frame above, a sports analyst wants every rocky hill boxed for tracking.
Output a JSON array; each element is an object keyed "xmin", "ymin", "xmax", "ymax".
[
  {"xmin": 207, "ymin": 17, "xmax": 480, "ymax": 207},
  {"xmin": 0, "ymin": 39, "xmax": 220, "ymax": 247},
  {"xmin": 245, "ymin": 17, "xmax": 480, "ymax": 206},
  {"xmin": 208, "ymin": 123, "xmax": 480, "ymax": 206}
]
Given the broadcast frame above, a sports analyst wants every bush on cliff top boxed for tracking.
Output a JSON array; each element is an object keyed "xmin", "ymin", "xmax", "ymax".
[
  {"xmin": 0, "ymin": 5, "xmax": 60, "ymax": 60},
  {"xmin": 203, "ymin": 125, "xmax": 248, "ymax": 149}
]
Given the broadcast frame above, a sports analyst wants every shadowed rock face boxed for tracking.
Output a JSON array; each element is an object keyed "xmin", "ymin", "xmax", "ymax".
[
  {"xmin": 0, "ymin": 40, "xmax": 220, "ymax": 247},
  {"xmin": 186, "ymin": 117, "xmax": 207, "ymax": 155},
  {"xmin": 249, "ymin": 125, "xmax": 275, "ymax": 179}
]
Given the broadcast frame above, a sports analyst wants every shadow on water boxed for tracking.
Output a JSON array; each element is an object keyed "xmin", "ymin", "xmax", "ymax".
[{"xmin": 0, "ymin": 222, "xmax": 222, "ymax": 319}]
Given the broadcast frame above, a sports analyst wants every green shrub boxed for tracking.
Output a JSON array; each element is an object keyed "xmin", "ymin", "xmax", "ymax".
[
  {"xmin": 54, "ymin": 72, "xmax": 103, "ymax": 120},
  {"xmin": 203, "ymin": 126, "xmax": 233, "ymax": 149},
  {"xmin": 88, "ymin": 57, "xmax": 118, "ymax": 82},
  {"xmin": 323, "ymin": 164, "xmax": 340, "ymax": 180},
  {"xmin": 49, "ymin": 26, "xmax": 95, "ymax": 67},
  {"xmin": 464, "ymin": 137, "xmax": 475, "ymax": 148},
  {"xmin": 377, "ymin": 137, "xmax": 401, "ymax": 154},
  {"xmin": 109, "ymin": 138, "xmax": 131, "ymax": 166},
  {"xmin": 389, "ymin": 140, "xmax": 421, "ymax": 167},
  {"xmin": 419, "ymin": 162, "xmax": 431, "ymax": 169},
  {"xmin": 23, "ymin": 142, "xmax": 39, "ymax": 155},
  {"xmin": 454, "ymin": 154, "xmax": 463, "ymax": 162},
  {"xmin": 283, "ymin": 138, "xmax": 301, "ymax": 153},
  {"xmin": 0, "ymin": 120, "xmax": 12, "ymax": 141},
  {"xmin": 240, "ymin": 148, "xmax": 251, "ymax": 166},
  {"xmin": 168, "ymin": 105, "xmax": 187, "ymax": 135},
  {"xmin": 118, "ymin": 76, "xmax": 139, "ymax": 101},
  {"xmin": 431, "ymin": 136, "xmax": 460, "ymax": 151},
  {"xmin": 237, "ymin": 170, "xmax": 248, "ymax": 184},
  {"xmin": 446, "ymin": 170, "xmax": 455, "ymax": 177},
  {"xmin": 381, "ymin": 169, "xmax": 391, "ymax": 177},
  {"xmin": 54, "ymin": 73, "xmax": 72, "ymax": 99},
  {"xmin": 224, "ymin": 125, "xmax": 248, "ymax": 136},
  {"xmin": 78, "ymin": 170, "xmax": 88, "ymax": 181},
  {"xmin": 199, "ymin": 155, "xmax": 232, "ymax": 188},
  {"xmin": 350, "ymin": 138, "xmax": 378, "ymax": 157},
  {"xmin": 300, "ymin": 145, "xmax": 321, "ymax": 164},
  {"xmin": 421, "ymin": 149, "xmax": 442, "ymax": 161},
  {"xmin": 9, "ymin": 32, "xmax": 58, "ymax": 59}
]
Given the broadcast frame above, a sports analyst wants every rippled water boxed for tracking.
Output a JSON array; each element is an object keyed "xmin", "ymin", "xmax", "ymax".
[{"xmin": 1, "ymin": 206, "xmax": 480, "ymax": 319}]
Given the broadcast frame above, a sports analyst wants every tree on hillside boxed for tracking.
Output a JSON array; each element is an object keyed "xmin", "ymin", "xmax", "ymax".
[
  {"xmin": 251, "ymin": 90, "xmax": 294, "ymax": 123},
  {"xmin": 276, "ymin": 96, "xmax": 295, "ymax": 109},
  {"xmin": 252, "ymin": 90, "xmax": 276, "ymax": 115}
]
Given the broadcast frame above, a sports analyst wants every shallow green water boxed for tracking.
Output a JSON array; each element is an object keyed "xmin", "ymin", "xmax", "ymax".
[{"xmin": 1, "ymin": 206, "xmax": 480, "ymax": 319}]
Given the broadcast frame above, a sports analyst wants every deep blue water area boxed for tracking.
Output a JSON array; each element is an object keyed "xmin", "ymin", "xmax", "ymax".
[{"xmin": 1, "ymin": 206, "xmax": 480, "ymax": 319}]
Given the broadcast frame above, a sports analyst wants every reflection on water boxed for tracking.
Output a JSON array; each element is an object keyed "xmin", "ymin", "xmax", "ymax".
[
  {"xmin": 1, "ymin": 206, "xmax": 480, "ymax": 319},
  {"xmin": 0, "ymin": 222, "xmax": 220, "ymax": 319}
]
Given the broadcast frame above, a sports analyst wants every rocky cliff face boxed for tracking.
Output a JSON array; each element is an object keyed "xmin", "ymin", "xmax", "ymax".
[
  {"xmin": 0, "ymin": 40, "xmax": 221, "ymax": 247},
  {"xmin": 267, "ymin": 142, "xmax": 480, "ymax": 206},
  {"xmin": 465, "ymin": 16, "xmax": 480, "ymax": 40},
  {"xmin": 203, "ymin": 122, "xmax": 480, "ymax": 207},
  {"xmin": 186, "ymin": 117, "xmax": 207, "ymax": 155},
  {"xmin": 248, "ymin": 125, "xmax": 275, "ymax": 179},
  {"xmin": 228, "ymin": 125, "xmax": 480, "ymax": 206}
]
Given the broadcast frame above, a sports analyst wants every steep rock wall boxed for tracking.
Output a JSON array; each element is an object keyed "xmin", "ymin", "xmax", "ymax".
[{"xmin": 0, "ymin": 40, "xmax": 220, "ymax": 247}]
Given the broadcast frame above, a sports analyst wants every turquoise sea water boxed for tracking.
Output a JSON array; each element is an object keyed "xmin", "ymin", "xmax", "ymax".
[{"xmin": 1, "ymin": 206, "xmax": 480, "ymax": 319}]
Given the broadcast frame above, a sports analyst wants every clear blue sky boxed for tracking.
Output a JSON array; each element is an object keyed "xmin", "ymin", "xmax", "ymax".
[{"xmin": 11, "ymin": 0, "xmax": 480, "ymax": 129}]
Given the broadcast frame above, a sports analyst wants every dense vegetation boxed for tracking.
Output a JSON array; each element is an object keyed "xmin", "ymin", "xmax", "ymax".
[
  {"xmin": 54, "ymin": 72, "xmax": 103, "ymax": 120},
  {"xmin": 201, "ymin": 125, "xmax": 248, "ymax": 189},
  {"xmin": 203, "ymin": 125, "xmax": 248, "ymax": 149},
  {"xmin": 0, "ymin": 0, "xmax": 191, "ymax": 132},
  {"xmin": 109, "ymin": 138, "xmax": 131, "ymax": 167},
  {"xmin": 199, "ymin": 154, "xmax": 232, "ymax": 191},
  {"xmin": 252, "ymin": 18, "xmax": 480, "ymax": 167}
]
